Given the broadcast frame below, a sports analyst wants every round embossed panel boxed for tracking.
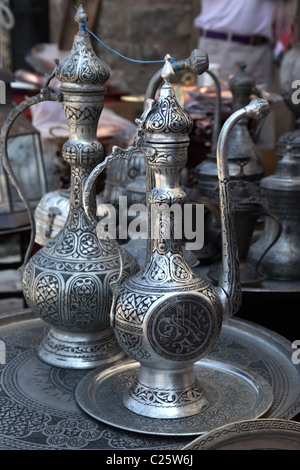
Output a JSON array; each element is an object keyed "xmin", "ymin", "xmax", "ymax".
[
  {"xmin": 75, "ymin": 359, "xmax": 273, "ymax": 436},
  {"xmin": 147, "ymin": 294, "xmax": 220, "ymax": 362}
]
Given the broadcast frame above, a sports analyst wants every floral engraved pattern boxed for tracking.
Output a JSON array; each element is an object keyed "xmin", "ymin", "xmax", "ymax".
[
  {"xmin": 42, "ymin": 419, "xmax": 102, "ymax": 449},
  {"xmin": 69, "ymin": 276, "xmax": 99, "ymax": 327},
  {"xmin": 144, "ymin": 93, "xmax": 193, "ymax": 135},
  {"xmin": 55, "ymin": 232, "xmax": 76, "ymax": 256},
  {"xmin": 56, "ymin": 40, "xmax": 110, "ymax": 86},
  {"xmin": 0, "ymin": 397, "xmax": 51, "ymax": 438},
  {"xmin": 127, "ymin": 380, "xmax": 204, "ymax": 408},
  {"xmin": 147, "ymin": 147, "xmax": 187, "ymax": 168},
  {"xmin": 115, "ymin": 291, "xmax": 158, "ymax": 325},
  {"xmin": 79, "ymin": 233, "xmax": 101, "ymax": 257}
]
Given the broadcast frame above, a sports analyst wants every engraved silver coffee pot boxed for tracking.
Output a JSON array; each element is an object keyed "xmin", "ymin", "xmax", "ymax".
[
  {"xmin": 84, "ymin": 56, "xmax": 269, "ymax": 419},
  {"xmin": 0, "ymin": 6, "xmax": 139, "ymax": 369}
]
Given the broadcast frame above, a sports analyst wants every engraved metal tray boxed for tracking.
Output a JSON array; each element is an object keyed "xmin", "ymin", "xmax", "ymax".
[
  {"xmin": 0, "ymin": 310, "xmax": 299, "ymax": 449},
  {"xmin": 182, "ymin": 418, "xmax": 300, "ymax": 450},
  {"xmin": 75, "ymin": 359, "xmax": 273, "ymax": 436}
]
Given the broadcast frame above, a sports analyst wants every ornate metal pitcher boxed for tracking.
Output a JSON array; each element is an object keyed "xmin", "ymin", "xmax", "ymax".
[
  {"xmin": 248, "ymin": 132, "xmax": 300, "ymax": 281},
  {"xmin": 208, "ymin": 175, "xmax": 282, "ymax": 287},
  {"xmin": 84, "ymin": 55, "xmax": 269, "ymax": 419},
  {"xmin": 0, "ymin": 6, "xmax": 139, "ymax": 369},
  {"xmin": 193, "ymin": 62, "xmax": 264, "ymax": 201},
  {"xmin": 191, "ymin": 63, "xmax": 265, "ymax": 263}
]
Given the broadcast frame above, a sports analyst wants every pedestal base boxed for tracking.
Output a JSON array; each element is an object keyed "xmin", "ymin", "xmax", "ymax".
[
  {"xmin": 37, "ymin": 326, "xmax": 126, "ymax": 369},
  {"xmin": 123, "ymin": 365, "xmax": 209, "ymax": 419}
]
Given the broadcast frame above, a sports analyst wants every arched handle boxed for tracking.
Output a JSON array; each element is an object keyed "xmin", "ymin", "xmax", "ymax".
[
  {"xmin": 83, "ymin": 138, "xmax": 155, "ymax": 327},
  {"xmin": 0, "ymin": 67, "xmax": 62, "ymax": 273}
]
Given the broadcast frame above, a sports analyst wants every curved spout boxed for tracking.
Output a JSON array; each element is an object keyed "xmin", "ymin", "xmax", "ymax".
[
  {"xmin": 216, "ymin": 98, "xmax": 269, "ymax": 319},
  {"xmin": 143, "ymin": 49, "xmax": 209, "ymax": 107}
]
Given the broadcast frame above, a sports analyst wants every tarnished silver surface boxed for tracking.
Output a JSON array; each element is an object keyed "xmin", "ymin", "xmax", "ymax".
[
  {"xmin": 249, "ymin": 132, "xmax": 300, "ymax": 281},
  {"xmin": 76, "ymin": 359, "xmax": 273, "ymax": 436},
  {"xmin": 182, "ymin": 419, "xmax": 300, "ymax": 450},
  {"xmin": 0, "ymin": 6, "xmax": 139, "ymax": 369}
]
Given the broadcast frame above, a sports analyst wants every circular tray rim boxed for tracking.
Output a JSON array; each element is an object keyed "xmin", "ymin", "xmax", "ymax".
[
  {"xmin": 1, "ymin": 309, "xmax": 299, "ymax": 424},
  {"xmin": 75, "ymin": 358, "xmax": 274, "ymax": 436},
  {"xmin": 181, "ymin": 418, "xmax": 300, "ymax": 450}
]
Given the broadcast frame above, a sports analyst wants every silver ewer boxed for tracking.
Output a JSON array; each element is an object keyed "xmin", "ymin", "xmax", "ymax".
[
  {"xmin": 0, "ymin": 6, "xmax": 139, "ymax": 369},
  {"xmin": 84, "ymin": 56, "xmax": 269, "ymax": 420}
]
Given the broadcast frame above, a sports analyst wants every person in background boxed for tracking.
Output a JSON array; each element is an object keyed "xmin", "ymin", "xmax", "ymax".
[{"xmin": 194, "ymin": 0, "xmax": 297, "ymax": 149}]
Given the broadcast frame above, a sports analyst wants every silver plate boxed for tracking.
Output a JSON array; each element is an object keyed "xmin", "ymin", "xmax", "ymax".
[
  {"xmin": 182, "ymin": 418, "xmax": 300, "ymax": 450},
  {"xmin": 0, "ymin": 310, "xmax": 299, "ymax": 448},
  {"xmin": 75, "ymin": 359, "xmax": 274, "ymax": 436}
]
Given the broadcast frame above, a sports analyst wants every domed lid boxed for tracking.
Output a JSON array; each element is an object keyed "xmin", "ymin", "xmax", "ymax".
[
  {"xmin": 261, "ymin": 144, "xmax": 300, "ymax": 191},
  {"xmin": 142, "ymin": 55, "xmax": 193, "ymax": 143},
  {"xmin": 277, "ymin": 127, "xmax": 300, "ymax": 158},
  {"xmin": 55, "ymin": 5, "xmax": 110, "ymax": 92},
  {"xmin": 229, "ymin": 62, "xmax": 256, "ymax": 110}
]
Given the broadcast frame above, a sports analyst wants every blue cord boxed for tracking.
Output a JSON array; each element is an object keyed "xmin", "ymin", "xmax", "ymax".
[{"xmin": 78, "ymin": 16, "xmax": 179, "ymax": 70}]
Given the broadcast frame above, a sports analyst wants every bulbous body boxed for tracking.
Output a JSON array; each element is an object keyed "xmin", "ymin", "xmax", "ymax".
[
  {"xmin": 20, "ymin": 8, "xmax": 139, "ymax": 368},
  {"xmin": 113, "ymin": 260, "xmax": 223, "ymax": 418},
  {"xmin": 109, "ymin": 76, "xmax": 228, "ymax": 418}
]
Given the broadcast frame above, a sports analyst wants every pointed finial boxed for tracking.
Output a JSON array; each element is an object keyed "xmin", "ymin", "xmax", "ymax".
[
  {"xmin": 161, "ymin": 54, "xmax": 175, "ymax": 83},
  {"xmin": 75, "ymin": 4, "xmax": 88, "ymax": 29}
]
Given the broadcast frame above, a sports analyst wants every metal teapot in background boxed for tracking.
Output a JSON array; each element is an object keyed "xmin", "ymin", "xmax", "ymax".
[
  {"xmin": 84, "ymin": 54, "xmax": 269, "ymax": 420},
  {"xmin": 0, "ymin": 6, "xmax": 139, "ymax": 369},
  {"xmin": 193, "ymin": 62, "xmax": 264, "ymax": 200},
  {"xmin": 248, "ymin": 131, "xmax": 300, "ymax": 281},
  {"xmin": 207, "ymin": 170, "xmax": 282, "ymax": 287},
  {"xmin": 191, "ymin": 63, "xmax": 265, "ymax": 263}
]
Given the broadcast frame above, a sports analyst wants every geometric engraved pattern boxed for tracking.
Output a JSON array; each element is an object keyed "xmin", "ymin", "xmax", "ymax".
[
  {"xmin": 35, "ymin": 273, "xmax": 61, "ymax": 324},
  {"xmin": 184, "ymin": 419, "xmax": 300, "ymax": 450},
  {"xmin": 115, "ymin": 291, "xmax": 159, "ymax": 325}
]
